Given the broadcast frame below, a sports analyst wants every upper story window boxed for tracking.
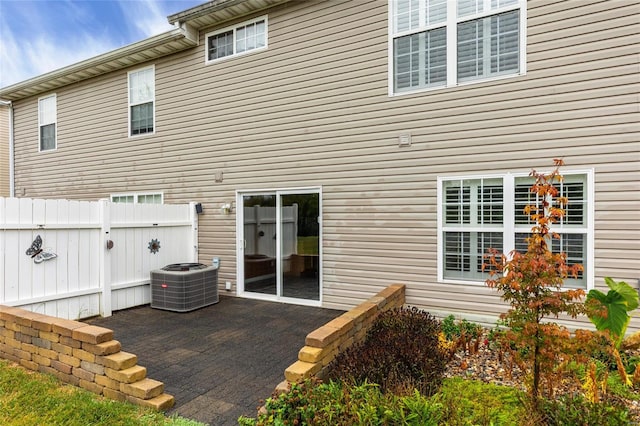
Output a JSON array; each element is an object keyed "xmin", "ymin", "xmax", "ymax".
[
  {"xmin": 205, "ymin": 16, "xmax": 267, "ymax": 63},
  {"xmin": 437, "ymin": 171, "xmax": 593, "ymax": 289},
  {"xmin": 389, "ymin": 0, "xmax": 526, "ymax": 95},
  {"xmin": 128, "ymin": 66, "xmax": 155, "ymax": 136},
  {"xmin": 38, "ymin": 94, "xmax": 56, "ymax": 151},
  {"xmin": 111, "ymin": 192, "xmax": 163, "ymax": 204}
]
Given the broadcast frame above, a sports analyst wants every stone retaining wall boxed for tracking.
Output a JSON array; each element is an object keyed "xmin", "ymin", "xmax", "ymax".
[
  {"xmin": 280, "ymin": 284, "xmax": 405, "ymax": 389},
  {"xmin": 0, "ymin": 305, "xmax": 174, "ymax": 411}
]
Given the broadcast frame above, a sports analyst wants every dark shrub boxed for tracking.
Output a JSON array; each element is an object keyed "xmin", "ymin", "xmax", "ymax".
[{"xmin": 326, "ymin": 306, "xmax": 446, "ymax": 396}]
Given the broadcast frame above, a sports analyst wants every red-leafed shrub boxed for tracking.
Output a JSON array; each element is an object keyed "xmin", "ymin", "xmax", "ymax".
[{"xmin": 326, "ymin": 306, "xmax": 446, "ymax": 396}]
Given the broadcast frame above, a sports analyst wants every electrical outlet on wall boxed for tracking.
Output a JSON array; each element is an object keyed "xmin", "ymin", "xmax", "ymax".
[{"xmin": 225, "ymin": 281, "xmax": 231, "ymax": 291}]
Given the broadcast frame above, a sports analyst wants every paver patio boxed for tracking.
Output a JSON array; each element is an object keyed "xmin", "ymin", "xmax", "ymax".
[{"xmin": 87, "ymin": 296, "xmax": 341, "ymax": 425}]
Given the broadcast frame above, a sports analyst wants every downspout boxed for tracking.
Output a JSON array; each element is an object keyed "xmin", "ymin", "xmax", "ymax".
[{"xmin": 0, "ymin": 100, "xmax": 13, "ymax": 197}]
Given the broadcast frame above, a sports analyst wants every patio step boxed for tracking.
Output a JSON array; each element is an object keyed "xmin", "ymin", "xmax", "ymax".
[
  {"xmin": 121, "ymin": 378, "xmax": 164, "ymax": 400},
  {"xmin": 105, "ymin": 364, "xmax": 147, "ymax": 383},
  {"xmin": 128, "ymin": 392, "xmax": 175, "ymax": 411},
  {"xmin": 98, "ymin": 351, "xmax": 138, "ymax": 370}
]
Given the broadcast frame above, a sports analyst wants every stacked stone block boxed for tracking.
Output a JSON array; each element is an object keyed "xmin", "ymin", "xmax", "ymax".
[
  {"xmin": 281, "ymin": 284, "xmax": 405, "ymax": 389},
  {"xmin": 0, "ymin": 305, "xmax": 174, "ymax": 411}
]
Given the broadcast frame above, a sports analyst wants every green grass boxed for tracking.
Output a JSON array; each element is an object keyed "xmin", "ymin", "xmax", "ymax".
[
  {"xmin": 297, "ymin": 236, "xmax": 319, "ymax": 255},
  {"xmin": 435, "ymin": 377, "xmax": 526, "ymax": 425},
  {"xmin": 0, "ymin": 360, "xmax": 205, "ymax": 426},
  {"xmin": 240, "ymin": 377, "xmax": 528, "ymax": 425}
]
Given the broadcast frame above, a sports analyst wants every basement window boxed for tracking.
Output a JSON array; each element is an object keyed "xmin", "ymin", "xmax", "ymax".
[{"xmin": 111, "ymin": 193, "xmax": 163, "ymax": 204}]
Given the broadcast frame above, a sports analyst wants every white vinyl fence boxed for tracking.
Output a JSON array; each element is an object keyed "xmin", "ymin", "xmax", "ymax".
[
  {"xmin": 0, "ymin": 197, "xmax": 198, "ymax": 320},
  {"xmin": 243, "ymin": 204, "xmax": 298, "ymax": 258}
]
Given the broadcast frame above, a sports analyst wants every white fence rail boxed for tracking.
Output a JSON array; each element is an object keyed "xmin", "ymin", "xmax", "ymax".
[
  {"xmin": 0, "ymin": 197, "xmax": 198, "ymax": 320},
  {"xmin": 243, "ymin": 204, "xmax": 298, "ymax": 258}
]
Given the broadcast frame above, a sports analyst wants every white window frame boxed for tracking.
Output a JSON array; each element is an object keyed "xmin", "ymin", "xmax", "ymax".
[
  {"xmin": 38, "ymin": 94, "xmax": 57, "ymax": 152},
  {"xmin": 436, "ymin": 169, "xmax": 594, "ymax": 289},
  {"xmin": 111, "ymin": 192, "xmax": 164, "ymax": 204},
  {"xmin": 127, "ymin": 65, "xmax": 155, "ymax": 138},
  {"xmin": 388, "ymin": 0, "xmax": 527, "ymax": 96},
  {"xmin": 235, "ymin": 186, "xmax": 323, "ymax": 307},
  {"xmin": 205, "ymin": 15, "xmax": 268, "ymax": 64}
]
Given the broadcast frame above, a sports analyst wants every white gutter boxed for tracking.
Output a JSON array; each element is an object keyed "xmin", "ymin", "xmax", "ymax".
[{"xmin": 0, "ymin": 100, "xmax": 13, "ymax": 197}]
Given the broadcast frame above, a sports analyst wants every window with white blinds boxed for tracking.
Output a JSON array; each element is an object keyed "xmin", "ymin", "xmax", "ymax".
[
  {"xmin": 439, "ymin": 172, "xmax": 592, "ymax": 289},
  {"xmin": 513, "ymin": 174, "xmax": 588, "ymax": 288},
  {"xmin": 442, "ymin": 178, "xmax": 504, "ymax": 280},
  {"xmin": 205, "ymin": 16, "xmax": 267, "ymax": 63},
  {"xmin": 38, "ymin": 94, "xmax": 57, "ymax": 151},
  {"xmin": 390, "ymin": 0, "xmax": 525, "ymax": 94}
]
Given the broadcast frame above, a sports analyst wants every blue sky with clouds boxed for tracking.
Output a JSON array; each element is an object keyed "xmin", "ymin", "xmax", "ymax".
[{"xmin": 0, "ymin": 0, "xmax": 204, "ymax": 88}]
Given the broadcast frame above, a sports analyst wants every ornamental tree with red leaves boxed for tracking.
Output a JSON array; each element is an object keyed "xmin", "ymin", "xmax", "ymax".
[{"xmin": 484, "ymin": 159, "xmax": 585, "ymax": 407}]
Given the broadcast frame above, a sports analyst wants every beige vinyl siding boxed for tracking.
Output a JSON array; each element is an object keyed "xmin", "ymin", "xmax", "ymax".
[
  {"xmin": 0, "ymin": 105, "xmax": 8, "ymax": 197},
  {"xmin": 10, "ymin": 0, "xmax": 640, "ymax": 330}
]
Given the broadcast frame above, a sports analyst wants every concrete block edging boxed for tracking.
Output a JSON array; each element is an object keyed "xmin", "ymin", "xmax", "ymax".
[
  {"xmin": 0, "ymin": 305, "xmax": 174, "ymax": 411},
  {"xmin": 280, "ymin": 283, "xmax": 406, "ymax": 388}
]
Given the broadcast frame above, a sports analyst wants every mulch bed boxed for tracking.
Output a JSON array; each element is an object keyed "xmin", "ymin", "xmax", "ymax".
[{"xmin": 443, "ymin": 338, "xmax": 640, "ymax": 422}]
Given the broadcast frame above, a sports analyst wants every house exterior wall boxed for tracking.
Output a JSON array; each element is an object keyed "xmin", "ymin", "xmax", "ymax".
[
  {"xmin": 8, "ymin": 0, "xmax": 640, "ymax": 328},
  {"xmin": 0, "ymin": 105, "xmax": 9, "ymax": 197}
]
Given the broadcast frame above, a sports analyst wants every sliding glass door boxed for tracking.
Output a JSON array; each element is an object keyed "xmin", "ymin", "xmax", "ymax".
[
  {"xmin": 241, "ymin": 194, "xmax": 277, "ymax": 296},
  {"xmin": 281, "ymin": 192, "xmax": 320, "ymax": 300},
  {"xmin": 239, "ymin": 189, "xmax": 320, "ymax": 304}
]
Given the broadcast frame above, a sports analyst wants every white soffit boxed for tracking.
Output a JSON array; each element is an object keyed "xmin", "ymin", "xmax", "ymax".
[
  {"xmin": 0, "ymin": 0, "xmax": 290, "ymax": 102},
  {"xmin": 0, "ymin": 29, "xmax": 196, "ymax": 101}
]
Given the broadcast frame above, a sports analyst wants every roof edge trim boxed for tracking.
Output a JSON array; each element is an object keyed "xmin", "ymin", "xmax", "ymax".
[
  {"xmin": 168, "ymin": 0, "xmax": 247, "ymax": 25},
  {"xmin": 0, "ymin": 27, "xmax": 194, "ymax": 101}
]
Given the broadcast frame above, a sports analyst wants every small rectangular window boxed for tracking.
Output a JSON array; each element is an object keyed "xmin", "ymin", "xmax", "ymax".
[
  {"xmin": 205, "ymin": 16, "xmax": 267, "ymax": 63},
  {"xmin": 111, "ymin": 193, "xmax": 163, "ymax": 204},
  {"xmin": 137, "ymin": 193, "xmax": 162, "ymax": 204},
  {"xmin": 128, "ymin": 66, "xmax": 155, "ymax": 136},
  {"xmin": 38, "ymin": 94, "xmax": 57, "ymax": 151},
  {"xmin": 112, "ymin": 195, "xmax": 134, "ymax": 203},
  {"xmin": 208, "ymin": 30, "xmax": 234, "ymax": 60}
]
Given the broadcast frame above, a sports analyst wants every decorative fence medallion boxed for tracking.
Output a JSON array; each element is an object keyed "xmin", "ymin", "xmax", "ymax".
[{"xmin": 148, "ymin": 238, "xmax": 161, "ymax": 254}]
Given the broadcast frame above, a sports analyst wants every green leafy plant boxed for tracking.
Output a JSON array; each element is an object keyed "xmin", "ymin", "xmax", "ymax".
[
  {"xmin": 587, "ymin": 277, "xmax": 639, "ymax": 348},
  {"xmin": 539, "ymin": 395, "xmax": 630, "ymax": 426},
  {"xmin": 440, "ymin": 314, "xmax": 484, "ymax": 358},
  {"xmin": 241, "ymin": 378, "xmax": 526, "ymax": 426},
  {"xmin": 326, "ymin": 307, "xmax": 446, "ymax": 396},
  {"xmin": 484, "ymin": 159, "xmax": 586, "ymax": 407},
  {"xmin": 584, "ymin": 277, "xmax": 639, "ymax": 387}
]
